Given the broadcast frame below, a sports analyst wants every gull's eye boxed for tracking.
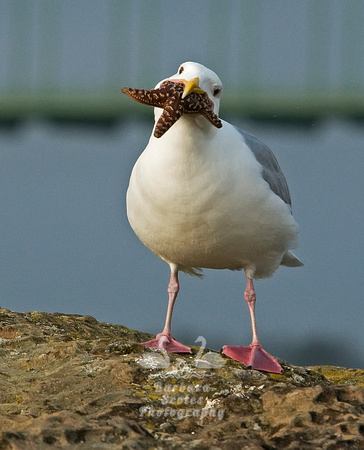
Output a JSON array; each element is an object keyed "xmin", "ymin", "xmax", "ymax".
[
  {"xmin": 178, "ymin": 66, "xmax": 184, "ymax": 75},
  {"xmin": 213, "ymin": 85, "xmax": 222, "ymax": 97}
]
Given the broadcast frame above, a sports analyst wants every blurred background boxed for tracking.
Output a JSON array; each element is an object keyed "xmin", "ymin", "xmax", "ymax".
[{"xmin": 0, "ymin": 0, "xmax": 363, "ymax": 368}]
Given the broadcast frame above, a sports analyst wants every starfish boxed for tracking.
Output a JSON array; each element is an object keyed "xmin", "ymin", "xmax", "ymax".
[{"xmin": 121, "ymin": 80, "xmax": 223, "ymax": 138}]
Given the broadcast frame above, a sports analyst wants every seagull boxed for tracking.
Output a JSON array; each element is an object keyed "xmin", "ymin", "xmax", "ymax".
[{"xmin": 125, "ymin": 62, "xmax": 303, "ymax": 373}]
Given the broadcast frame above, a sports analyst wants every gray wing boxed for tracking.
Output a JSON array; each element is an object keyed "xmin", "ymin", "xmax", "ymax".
[{"xmin": 235, "ymin": 127, "xmax": 292, "ymax": 208}]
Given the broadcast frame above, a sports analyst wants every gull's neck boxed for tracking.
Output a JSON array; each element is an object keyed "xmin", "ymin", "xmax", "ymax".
[{"xmin": 153, "ymin": 107, "xmax": 217, "ymax": 143}]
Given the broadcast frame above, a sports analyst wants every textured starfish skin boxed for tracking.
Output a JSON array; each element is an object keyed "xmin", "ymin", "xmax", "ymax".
[{"xmin": 121, "ymin": 80, "xmax": 223, "ymax": 138}]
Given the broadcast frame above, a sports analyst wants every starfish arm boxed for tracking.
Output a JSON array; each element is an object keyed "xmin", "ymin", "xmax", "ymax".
[
  {"xmin": 154, "ymin": 97, "xmax": 184, "ymax": 138},
  {"xmin": 201, "ymin": 109, "xmax": 223, "ymax": 128},
  {"xmin": 179, "ymin": 93, "xmax": 223, "ymax": 129},
  {"xmin": 121, "ymin": 87, "xmax": 167, "ymax": 108}
]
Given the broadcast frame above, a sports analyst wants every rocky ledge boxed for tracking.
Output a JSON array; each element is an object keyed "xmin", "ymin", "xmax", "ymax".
[{"xmin": 0, "ymin": 309, "xmax": 363, "ymax": 449}]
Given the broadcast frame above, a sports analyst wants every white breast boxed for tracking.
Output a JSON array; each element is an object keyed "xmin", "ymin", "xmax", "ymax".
[{"xmin": 127, "ymin": 117, "xmax": 298, "ymax": 278}]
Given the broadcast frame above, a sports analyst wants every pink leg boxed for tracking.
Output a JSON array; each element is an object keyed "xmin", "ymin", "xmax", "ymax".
[
  {"xmin": 141, "ymin": 267, "xmax": 191, "ymax": 353},
  {"xmin": 222, "ymin": 277, "xmax": 282, "ymax": 373}
]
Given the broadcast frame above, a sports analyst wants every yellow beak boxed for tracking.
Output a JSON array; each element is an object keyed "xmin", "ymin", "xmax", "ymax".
[{"xmin": 181, "ymin": 77, "xmax": 206, "ymax": 99}]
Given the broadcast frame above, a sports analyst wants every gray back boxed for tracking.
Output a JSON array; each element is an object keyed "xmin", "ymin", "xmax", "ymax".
[{"xmin": 235, "ymin": 127, "xmax": 292, "ymax": 208}]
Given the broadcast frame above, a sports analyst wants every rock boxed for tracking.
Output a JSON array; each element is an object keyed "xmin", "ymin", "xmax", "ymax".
[{"xmin": 0, "ymin": 309, "xmax": 363, "ymax": 448}]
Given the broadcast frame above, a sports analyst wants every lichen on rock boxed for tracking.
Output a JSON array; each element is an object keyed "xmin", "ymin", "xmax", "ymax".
[{"xmin": 0, "ymin": 309, "xmax": 363, "ymax": 448}]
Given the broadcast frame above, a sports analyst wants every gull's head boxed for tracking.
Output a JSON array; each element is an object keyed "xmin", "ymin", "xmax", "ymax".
[{"xmin": 158, "ymin": 62, "xmax": 223, "ymax": 116}]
